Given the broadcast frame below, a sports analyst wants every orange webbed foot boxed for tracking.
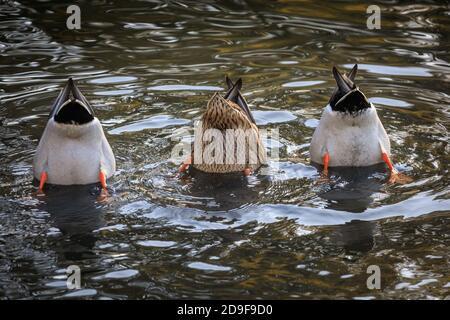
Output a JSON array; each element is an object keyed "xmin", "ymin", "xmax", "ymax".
[
  {"xmin": 243, "ymin": 168, "xmax": 252, "ymax": 176},
  {"xmin": 316, "ymin": 153, "xmax": 330, "ymax": 183},
  {"xmin": 97, "ymin": 187, "xmax": 110, "ymax": 202},
  {"xmin": 36, "ymin": 171, "xmax": 47, "ymax": 197},
  {"xmin": 179, "ymin": 156, "xmax": 192, "ymax": 174},
  {"xmin": 97, "ymin": 170, "xmax": 110, "ymax": 202},
  {"xmin": 381, "ymin": 152, "xmax": 412, "ymax": 185},
  {"xmin": 317, "ymin": 171, "xmax": 330, "ymax": 183},
  {"xmin": 388, "ymin": 170, "xmax": 413, "ymax": 185}
]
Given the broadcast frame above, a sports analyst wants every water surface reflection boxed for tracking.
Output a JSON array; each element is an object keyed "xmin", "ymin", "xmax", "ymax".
[{"xmin": 0, "ymin": 0, "xmax": 449, "ymax": 299}]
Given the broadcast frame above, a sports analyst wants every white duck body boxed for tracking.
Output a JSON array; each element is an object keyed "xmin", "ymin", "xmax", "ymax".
[
  {"xmin": 310, "ymin": 103, "xmax": 390, "ymax": 167},
  {"xmin": 33, "ymin": 78, "xmax": 115, "ymax": 186},
  {"xmin": 33, "ymin": 117, "xmax": 115, "ymax": 185}
]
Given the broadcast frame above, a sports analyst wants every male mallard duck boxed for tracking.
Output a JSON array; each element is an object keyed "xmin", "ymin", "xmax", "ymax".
[
  {"xmin": 309, "ymin": 64, "xmax": 410, "ymax": 183},
  {"xmin": 33, "ymin": 78, "xmax": 115, "ymax": 196},
  {"xmin": 179, "ymin": 77, "xmax": 266, "ymax": 175}
]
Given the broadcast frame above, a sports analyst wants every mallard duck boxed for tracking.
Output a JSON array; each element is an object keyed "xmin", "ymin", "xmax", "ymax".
[
  {"xmin": 33, "ymin": 78, "xmax": 115, "ymax": 196},
  {"xmin": 309, "ymin": 64, "xmax": 410, "ymax": 184},
  {"xmin": 179, "ymin": 77, "xmax": 266, "ymax": 175}
]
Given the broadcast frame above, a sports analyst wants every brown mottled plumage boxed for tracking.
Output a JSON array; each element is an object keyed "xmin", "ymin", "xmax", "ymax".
[{"xmin": 189, "ymin": 77, "xmax": 266, "ymax": 174}]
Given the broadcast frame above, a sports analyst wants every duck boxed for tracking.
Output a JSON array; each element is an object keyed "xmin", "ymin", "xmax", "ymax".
[
  {"xmin": 179, "ymin": 77, "xmax": 266, "ymax": 175},
  {"xmin": 33, "ymin": 78, "xmax": 115, "ymax": 197},
  {"xmin": 309, "ymin": 64, "xmax": 410, "ymax": 184}
]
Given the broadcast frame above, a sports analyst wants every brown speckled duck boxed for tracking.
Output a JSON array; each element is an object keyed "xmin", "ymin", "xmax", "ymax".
[{"xmin": 179, "ymin": 77, "xmax": 266, "ymax": 175}]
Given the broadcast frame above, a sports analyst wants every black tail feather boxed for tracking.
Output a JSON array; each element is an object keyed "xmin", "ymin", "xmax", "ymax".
[
  {"xmin": 329, "ymin": 64, "xmax": 369, "ymax": 114},
  {"xmin": 225, "ymin": 78, "xmax": 242, "ymax": 103},
  {"xmin": 50, "ymin": 78, "xmax": 95, "ymax": 124},
  {"xmin": 334, "ymin": 89, "xmax": 370, "ymax": 114},
  {"xmin": 347, "ymin": 64, "xmax": 358, "ymax": 82},
  {"xmin": 223, "ymin": 77, "xmax": 256, "ymax": 124},
  {"xmin": 225, "ymin": 75, "xmax": 233, "ymax": 90}
]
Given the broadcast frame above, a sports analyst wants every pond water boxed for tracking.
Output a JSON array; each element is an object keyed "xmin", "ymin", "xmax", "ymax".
[{"xmin": 0, "ymin": 0, "xmax": 449, "ymax": 299}]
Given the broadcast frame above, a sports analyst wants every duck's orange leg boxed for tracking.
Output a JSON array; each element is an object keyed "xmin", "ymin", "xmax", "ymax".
[
  {"xmin": 381, "ymin": 152, "xmax": 412, "ymax": 184},
  {"xmin": 323, "ymin": 152, "xmax": 330, "ymax": 177},
  {"xmin": 98, "ymin": 170, "xmax": 109, "ymax": 201},
  {"xmin": 179, "ymin": 156, "xmax": 192, "ymax": 173},
  {"xmin": 37, "ymin": 171, "xmax": 47, "ymax": 196}
]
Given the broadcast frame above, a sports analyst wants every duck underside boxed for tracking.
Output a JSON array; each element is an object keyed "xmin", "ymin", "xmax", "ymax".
[
  {"xmin": 36, "ymin": 141, "xmax": 105, "ymax": 185},
  {"xmin": 311, "ymin": 129, "xmax": 388, "ymax": 167},
  {"xmin": 191, "ymin": 130, "xmax": 266, "ymax": 173},
  {"xmin": 54, "ymin": 101, "xmax": 94, "ymax": 125},
  {"xmin": 33, "ymin": 121, "xmax": 115, "ymax": 185},
  {"xmin": 310, "ymin": 109, "xmax": 390, "ymax": 167},
  {"xmin": 188, "ymin": 77, "xmax": 266, "ymax": 174}
]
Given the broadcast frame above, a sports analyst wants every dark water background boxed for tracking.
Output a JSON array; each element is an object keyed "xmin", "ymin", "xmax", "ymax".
[{"xmin": 0, "ymin": 0, "xmax": 449, "ymax": 299}]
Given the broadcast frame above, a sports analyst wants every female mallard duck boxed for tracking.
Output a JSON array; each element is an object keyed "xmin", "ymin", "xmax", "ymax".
[
  {"xmin": 33, "ymin": 78, "xmax": 115, "ymax": 196},
  {"xmin": 309, "ymin": 64, "xmax": 410, "ymax": 184},
  {"xmin": 179, "ymin": 77, "xmax": 266, "ymax": 175}
]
